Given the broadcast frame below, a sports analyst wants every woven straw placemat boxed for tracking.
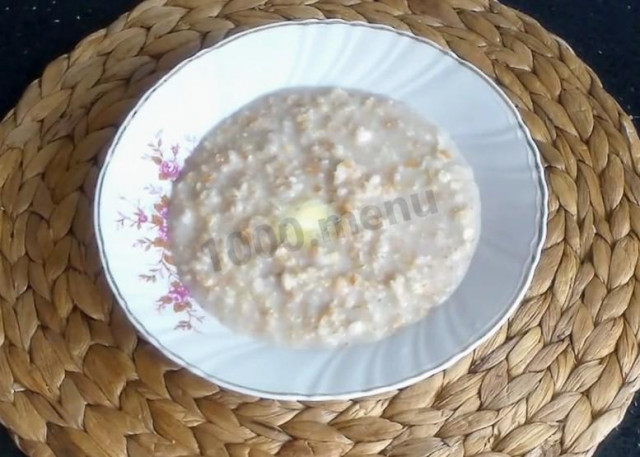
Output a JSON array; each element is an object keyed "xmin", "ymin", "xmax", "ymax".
[{"xmin": 0, "ymin": 0, "xmax": 639, "ymax": 456}]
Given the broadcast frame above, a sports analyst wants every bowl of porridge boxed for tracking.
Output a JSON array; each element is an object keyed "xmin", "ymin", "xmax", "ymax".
[{"xmin": 95, "ymin": 20, "xmax": 547, "ymax": 399}]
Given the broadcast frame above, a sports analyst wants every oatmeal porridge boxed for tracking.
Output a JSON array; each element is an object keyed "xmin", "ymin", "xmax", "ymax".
[{"xmin": 169, "ymin": 88, "xmax": 480, "ymax": 347}]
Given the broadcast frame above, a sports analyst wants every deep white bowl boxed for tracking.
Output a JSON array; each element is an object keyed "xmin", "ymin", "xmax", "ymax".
[{"xmin": 95, "ymin": 20, "xmax": 548, "ymax": 400}]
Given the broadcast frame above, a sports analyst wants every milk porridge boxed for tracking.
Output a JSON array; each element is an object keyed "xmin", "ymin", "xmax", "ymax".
[{"xmin": 169, "ymin": 88, "xmax": 480, "ymax": 347}]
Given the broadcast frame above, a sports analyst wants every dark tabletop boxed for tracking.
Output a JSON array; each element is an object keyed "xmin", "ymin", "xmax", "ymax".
[{"xmin": 0, "ymin": 0, "xmax": 638, "ymax": 455}]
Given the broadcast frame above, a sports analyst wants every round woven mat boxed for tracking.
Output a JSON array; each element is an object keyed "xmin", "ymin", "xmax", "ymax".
[{"xmin": 1, "ymin": 0, "xmax": 639, "ymax": 456}]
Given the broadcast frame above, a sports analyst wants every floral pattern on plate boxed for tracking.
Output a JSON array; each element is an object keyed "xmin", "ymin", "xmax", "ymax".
[{"xmin": 116, "ymin": 132, "xmax": 204, "ymax": 331}]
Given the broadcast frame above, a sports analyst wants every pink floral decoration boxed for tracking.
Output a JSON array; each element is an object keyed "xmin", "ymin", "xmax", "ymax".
[{"xmin": 116, "ymin": 136, "xmax": 204, "ymax": 331}]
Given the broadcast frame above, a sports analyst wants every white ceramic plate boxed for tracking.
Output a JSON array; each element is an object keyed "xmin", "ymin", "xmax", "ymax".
[{"xmin": 95, "ymin": 20, "xmax": 548, "ymax": 400}]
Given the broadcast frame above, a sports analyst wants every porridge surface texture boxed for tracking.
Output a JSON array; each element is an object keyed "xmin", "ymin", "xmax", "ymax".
[{"xmin": 169, "ymin": 88, "xmax": 480, "ymax": 347}]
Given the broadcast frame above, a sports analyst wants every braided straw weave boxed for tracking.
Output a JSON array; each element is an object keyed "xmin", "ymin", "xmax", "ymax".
[{"xmin": 0, "ymin": 0, "xmax": 639, "ymax": 456}]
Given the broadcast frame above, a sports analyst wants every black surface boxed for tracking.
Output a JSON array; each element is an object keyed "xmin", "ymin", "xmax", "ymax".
[{"xmin": 0, "ymin": 1, "xmax": 638, "ymax": 456}]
